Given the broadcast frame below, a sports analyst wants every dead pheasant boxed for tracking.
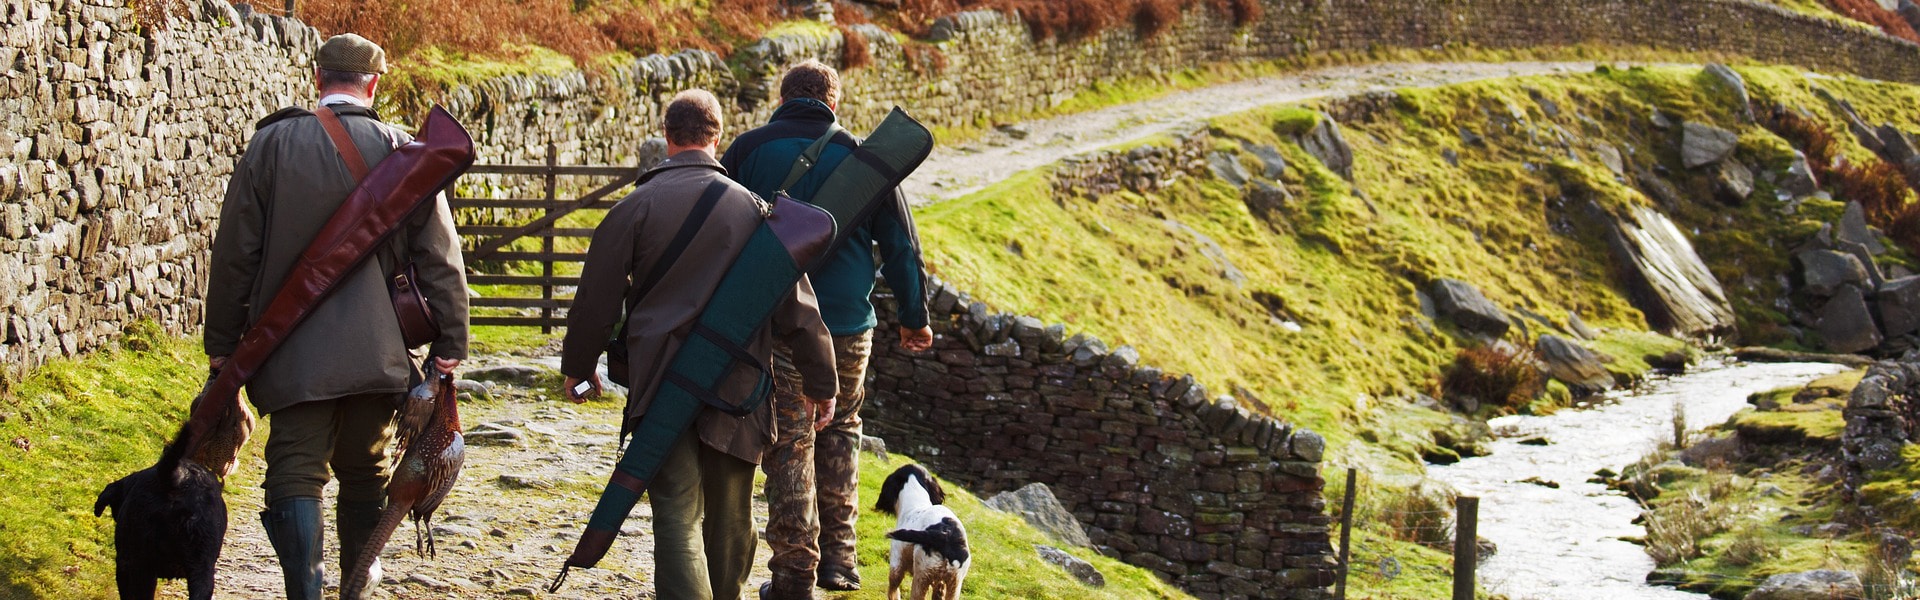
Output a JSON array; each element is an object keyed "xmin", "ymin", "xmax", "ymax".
[
  {"xmin": 340, "ymin": 372, "xmax": 465, "ymax": 597},
  {"xmin": 187, "ymin": 372, "xmax": 257, "ymax": 479}
]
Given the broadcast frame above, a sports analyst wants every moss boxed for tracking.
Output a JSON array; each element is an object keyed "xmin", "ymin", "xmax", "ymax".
[
  {"xmin": 1728, "ymin": 407, "xmax": 1846, "ymax": 445},
  {"xmin": 1862, "ymin": 444, "xmax": 1920, "ymax": 532}
]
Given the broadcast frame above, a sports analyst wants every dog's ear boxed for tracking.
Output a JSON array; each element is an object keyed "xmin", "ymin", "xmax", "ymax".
[
  {"xmin": 876, "ymin": 467, "xmax": 909, "ymax": 515},
  {"xmin": 921, "ymin": 470, "xmax": 946, "ymax": 506}
]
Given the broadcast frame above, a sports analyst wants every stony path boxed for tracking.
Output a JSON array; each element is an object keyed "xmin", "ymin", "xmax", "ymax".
[
  {"xmin": 901, "ymin": 61, "xmax": 1601, "ymax": 205},
  {"xmin": 171, "ymin": 352, "xmax": 728, "ymax": 600}
]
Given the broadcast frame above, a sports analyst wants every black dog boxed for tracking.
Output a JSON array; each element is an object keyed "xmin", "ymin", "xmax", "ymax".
[{"xmin": 94, "ymin": 424, "xmax": 226, "ymax": 600}]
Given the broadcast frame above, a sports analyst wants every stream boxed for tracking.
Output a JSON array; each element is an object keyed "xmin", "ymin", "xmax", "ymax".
[{"xmin": 1425, "ymin": 359, "xmax": 1848, "ymax": 600}]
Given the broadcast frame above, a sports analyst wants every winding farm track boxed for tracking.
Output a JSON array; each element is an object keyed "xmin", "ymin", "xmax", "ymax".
[
  {"xmin": 902, "ymin": 61, "xmax": 1602, "ymax": 205},
  {"xmin": 180, "ymin": 60, "xmax": 1624, "ymax": 599}
]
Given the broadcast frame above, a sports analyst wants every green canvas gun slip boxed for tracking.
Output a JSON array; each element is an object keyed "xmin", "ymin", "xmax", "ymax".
[
  {"xmin": 550, "ymin": 107, "xmax": 933, "ymax": 589},
  {"xmin": 183, "ymin": 106, "xmax": 475, "ymax": 466}
]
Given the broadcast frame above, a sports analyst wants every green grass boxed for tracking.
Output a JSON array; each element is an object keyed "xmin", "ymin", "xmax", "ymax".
[{"xmin": 0, "ymin": 323, "xmax": 217, "ymax": 598}]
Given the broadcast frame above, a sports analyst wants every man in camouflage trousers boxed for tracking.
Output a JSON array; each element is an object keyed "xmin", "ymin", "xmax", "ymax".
[{"xmin": 720, "ymin": 60, "xmax": 933, "ymax": 599}]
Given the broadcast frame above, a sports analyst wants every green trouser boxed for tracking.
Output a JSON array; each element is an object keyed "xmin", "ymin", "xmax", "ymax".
[
  {"xmin": 260, "ymin": 393, "xmax": 399, "ymax": 599},
  {"xmin": 765, "ymin": 331, "xmax": 873, "ymax": 595},
  {"xmin": 262, "ymin": 392, "xmax": 399, "ymax": 505},
  {"xmin": 650, "ymin": 430, "xmax": 758, "ymax": 600}
]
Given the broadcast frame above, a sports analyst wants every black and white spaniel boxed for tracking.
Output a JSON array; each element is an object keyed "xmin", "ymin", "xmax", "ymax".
[{"xmin": 876, "ymin": 464, "xmax": 972, "ymax": 600}]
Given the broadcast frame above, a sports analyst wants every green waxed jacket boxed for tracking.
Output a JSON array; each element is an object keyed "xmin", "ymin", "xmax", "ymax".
[{"xmin": 204, "ymin": 104, "xmax": 470, "ymax": 415}]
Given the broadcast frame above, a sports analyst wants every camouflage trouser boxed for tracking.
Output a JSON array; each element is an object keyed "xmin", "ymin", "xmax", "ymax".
[{"xmin": 764, "ymin": 331, "xmax": 873, "ymax": 596}]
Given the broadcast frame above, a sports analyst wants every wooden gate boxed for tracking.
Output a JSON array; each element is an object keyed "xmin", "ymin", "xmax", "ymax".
[{"xmin": 452, "ymin": 145, "xmax": 642, "ymax": 331}]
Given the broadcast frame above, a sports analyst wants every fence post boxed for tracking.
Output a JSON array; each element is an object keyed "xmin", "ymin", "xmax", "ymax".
[
  {"xmin": 1452, "ymin": 496, "xmax": 1479, "ymax": 600},
  {"xmin": 541, "ymin": 144, "xmax": 558, "ymax": 333},
  {"xmin": 283, "ymin": 0, "xmax": 296, "ymax": 16},
  {"xmin": 1336, "ymin": 468, "xmax": 1356, "ymax": 600}
]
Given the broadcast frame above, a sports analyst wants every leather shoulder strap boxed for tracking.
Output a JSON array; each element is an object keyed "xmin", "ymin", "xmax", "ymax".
[
  {"xmin": 778, "ymin": 124, "xmax": 844, "ymax": 194},
  {"xmin": 315, "ymin": 105, "xmax": 371, "ymax": 182}
]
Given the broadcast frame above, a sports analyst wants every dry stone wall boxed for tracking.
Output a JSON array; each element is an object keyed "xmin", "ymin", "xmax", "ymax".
[
  {"xmin": 1, "ymin": 0, "xmax": 316, "ymax": 383},
  {"xmin": 865, "ymin": 283, "xmax": 1336, "ymax": 600}
]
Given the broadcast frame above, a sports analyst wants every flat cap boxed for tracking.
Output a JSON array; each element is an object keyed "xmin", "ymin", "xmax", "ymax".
[{"xmin": 316, "ymin": 33, "xmax": 387, "ymax": 74}]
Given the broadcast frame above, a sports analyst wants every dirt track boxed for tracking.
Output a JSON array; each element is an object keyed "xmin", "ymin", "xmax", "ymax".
[{"xmin": 901, "ymin": 61, "xmax": 1600, "ymax": 205}]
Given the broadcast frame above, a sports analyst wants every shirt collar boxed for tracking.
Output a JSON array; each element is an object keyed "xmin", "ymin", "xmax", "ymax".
[{"xmin": 319, "ymin": 93, "xmax": 368, "ymax": 107}]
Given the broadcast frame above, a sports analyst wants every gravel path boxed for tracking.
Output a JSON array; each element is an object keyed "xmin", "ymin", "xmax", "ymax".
[
  {"xmin": 902, "ymin": 61, "xmax": 1602, "ymax": 205},
  {"xmin": 159, "ymin": 60, "xmax": 1616, "ymax": 599}
]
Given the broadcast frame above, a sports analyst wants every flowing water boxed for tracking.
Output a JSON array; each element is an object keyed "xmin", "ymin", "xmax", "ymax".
[{"xmin": 1426, "ymin": 359, "xmax": 1848, "ymax": 600}]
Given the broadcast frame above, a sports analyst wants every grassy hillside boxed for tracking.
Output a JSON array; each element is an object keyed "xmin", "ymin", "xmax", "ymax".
[{"xmin": 916, "ymin": 64, "xmax": 1920, "ymax": 597}]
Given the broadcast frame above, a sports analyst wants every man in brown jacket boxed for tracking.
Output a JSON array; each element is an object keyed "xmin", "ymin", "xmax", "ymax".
[
  {"xmin": 560, "ymin": 89, "xmax": 838, "ymax": 600},
  {"xmin": 203, "ymin": 34, "xmax": 469, "ymax": 600}
]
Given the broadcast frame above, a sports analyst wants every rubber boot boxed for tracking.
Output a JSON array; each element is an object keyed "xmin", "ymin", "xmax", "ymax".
[
  {"xmin": 336, "ymin": 499, "xmax": 386, "ymax": 600},
  {"xmin": 261, "ymin": 497, "xmax": 325, "ymax": 600}
]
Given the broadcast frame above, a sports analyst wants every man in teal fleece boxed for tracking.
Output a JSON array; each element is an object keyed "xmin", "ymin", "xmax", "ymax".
[{"xmin": 720, "ymin": 59, "xmax": 933, "ymax": 599}]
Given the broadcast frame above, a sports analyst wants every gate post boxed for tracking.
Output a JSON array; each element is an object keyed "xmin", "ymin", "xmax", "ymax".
[{"xmin": 1452, "ymin": 496, "xmax": 1478, "ymax": 600}]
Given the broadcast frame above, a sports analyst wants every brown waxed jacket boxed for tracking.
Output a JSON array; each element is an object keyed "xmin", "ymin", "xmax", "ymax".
[
  {"xmin": 204, "ymin": 104, "xmax": 470, "ymax": 415},
  {"xmin": 560, "ymin": 150, "xmax": 836, "ymax": 465}
]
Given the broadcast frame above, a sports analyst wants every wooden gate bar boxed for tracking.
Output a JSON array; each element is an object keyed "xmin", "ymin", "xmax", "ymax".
[{"xmin": 463, "ymin": 171, "xmax": 637, "ymax": 261}]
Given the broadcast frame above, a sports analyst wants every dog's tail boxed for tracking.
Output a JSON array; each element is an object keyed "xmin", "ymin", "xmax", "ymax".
[
  {"xmin": 93, "ymin": 478, "xmax": 125, "ymax": 517},
  {"xmin": 886, "ymin": 517, "xmax": 971, "ymax": 565},
  {"xmin": 154, "ymin": 422, "xmax": 195, "ymax": 486}
]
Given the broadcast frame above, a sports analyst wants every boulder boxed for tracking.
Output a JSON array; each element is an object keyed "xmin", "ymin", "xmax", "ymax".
[
  {"xmin": 1878, "ymin": 276, "xmax": 1920, "ymax": 337},
  {"xmin": 1714, "ymin": 160, "xmax": 1754, "ymax": 204},
  {"xmin": 1594, "ymin": 143, "xmax": 1624, "ymax": 176},
  {"xmin": 1796, "ymin": 249, "xmax": 1869, "ymax": 297},
  {"xmin": 1604, "ymin": 206, "xmax": 1737, "ymax": 336},
  {"xmin": 1838, "ymin": 201, "xmax": 1887, "ymax": 255},
  {"xmin": 637, "ymin": 137, "xmax": 669, "ymax": 171},
  {"xmin": 1780, "ymin": 152, "xmax": 1820, "ymax": 198},
  {"xmin": 1903, "ymin": 0, "xmax": 1920, "ymax": 35},
  {"xmin": 1681, "ymin": 122, "xmax": 1738, "ymax": 169},
  {"xmin": 1297, "ymin": 113, "xmax": 1354, "ymax": 180},
  {"xmin": 985, "ymin": 483, "xmax": 1092, "ymax": 548},
  {"xmin": 1244, "ymin": 181, "xmax": 1291, "ymax": 219},
  {"xmin": 1743, "ymin": 570, "xmax": 1863, "ymax": 600},
  {"xmin": 1838, "ymin": 241, "xmax": 1885, "ymax": 289},
  {"xmin": 1430, "ymin": 279, "xmax": 1512, "ymax": 338},
  {"xmin": 1704, "ymin": 64, "xmax": 1754, "ymax": 122},
  {"xmin": 1880, "ymin": 124, "xmax": 1918, "ymax": 166},
  {"xmin": 1535, "ymin": 335, "xmax": 1614, "ymax": 394},
  {"xmin": 1818, "ymin": 286, "xmax": 1882, "ymax": 354},
  {"xmin": 1241, "ymin": 142, "xmax": 1288, "ymax": 179},
  {"xmin": 1036, "ymin": 545, "xmax": 1106, "ymax": 587},
  {"xmin": 1207, "ymin": 151, "xmax": 1250, "ymax": 186}
]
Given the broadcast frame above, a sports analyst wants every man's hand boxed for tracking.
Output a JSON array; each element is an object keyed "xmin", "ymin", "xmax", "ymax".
[
  {"xmin": 563, "ymin": 375, "xmax": 602, "ymax": 404},
  {"xmin": 432, "ymin": 357, "xmax": 461, "ymax": 375},
  {"xmin": 807, "ymin": 395, "xmax": 836, "ymax": 431},
  {"xmin": 898, "ymin": 326, "xmax": 934, "ymax": 352},
  {"xmin": 208, "ymin": 355, "xmax": 229, "ymax": 372}
]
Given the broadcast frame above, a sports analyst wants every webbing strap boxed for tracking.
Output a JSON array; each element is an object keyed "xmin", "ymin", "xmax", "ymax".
[
  {"xmin": 616, "ymin": 179, "xmax": 731, "ymax": 340},
  {"xmin": 778, "ymin": 124, "xmax": 844, "ymax": 194}
]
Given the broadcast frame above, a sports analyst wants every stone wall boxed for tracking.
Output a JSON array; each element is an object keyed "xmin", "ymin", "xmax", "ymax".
[
  {"xmin": 865, "ymin": 281, "xmax": 1336, "ymax": 600},
  {"xmin": 0, "ymin": 0, "xmax": 317, "ymax": 383}
]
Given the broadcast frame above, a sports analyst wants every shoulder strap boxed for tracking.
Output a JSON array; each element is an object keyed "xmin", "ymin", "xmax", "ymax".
[
  {"xmin": 620, "ymin": 179, "xmax": 733, "ymax": 321},
  {"xmin": 314, "ymin": 105, "xmax": 371, "ymax": 182},
  {"xmin": 778, "ymin": 124, "xmax": 844, "ymax": 194}
]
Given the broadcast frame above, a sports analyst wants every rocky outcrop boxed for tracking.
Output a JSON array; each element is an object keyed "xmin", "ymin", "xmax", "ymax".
[
  {"xmin": 1681, "ymin": 122, "xmax": 1739, "ymax": 169},
  {"xmin": 1296, "ymin": 114, "xmax": 1355, "ymax": 180},
  {"xmin": 1844, "ymin": 361, "xmax": 1919, "ymax": 473},
  {"xmin": 1037, "ymin": 545, "xmax": 1107, "ymax": 588},
  {"xmin": 1743, "ymin": 570, "xmax": 1864, "ymax": 600},
  {"xmin": 1796, "ymin": 249, "xmax": 1870, "ymax": 297},
  {"xmin": 1704, "ymin": 63, "xmax": 1755, "ymax": 122},
  {"xmin": 1603, "ymin": 206, "xmax": 1737, "ymax": 337},
  {"xmin": 1817, "ymin": 286, "xmax": 1882, "ymax": 354},
  {"xmin": 987, "ymin": 483, "xmax": 1093, "ymax": 548},
  {"xmin": 1430, "ymin": 279, "xmax": 1513, "ymax": 339},
  {"xmin": 1535, "ymin": 335, "xmax": 1614, "ymax": 394}
]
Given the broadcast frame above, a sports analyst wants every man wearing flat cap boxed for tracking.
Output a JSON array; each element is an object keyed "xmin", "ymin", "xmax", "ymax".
[{"xmin": 204, "ymin": 33, "xmax": 469, "ymax": 600}]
